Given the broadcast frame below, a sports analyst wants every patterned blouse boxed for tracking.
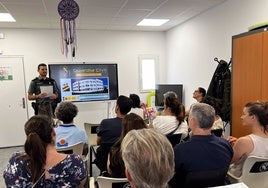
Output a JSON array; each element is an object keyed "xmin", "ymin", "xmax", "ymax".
[{"xmin": 3, "ymin": 152, "xmax": 86, "ymax": 188}]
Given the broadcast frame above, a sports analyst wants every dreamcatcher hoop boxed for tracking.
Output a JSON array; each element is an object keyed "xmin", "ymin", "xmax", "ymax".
[{"xmin": 58, "ymin": 0, "xmax": 80, "ymax": 57}]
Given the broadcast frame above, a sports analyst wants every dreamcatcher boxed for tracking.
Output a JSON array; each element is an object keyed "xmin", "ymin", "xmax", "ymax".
[{"xmin": 58, "ymin": 0, "xmax": 79, "ymax": 57}]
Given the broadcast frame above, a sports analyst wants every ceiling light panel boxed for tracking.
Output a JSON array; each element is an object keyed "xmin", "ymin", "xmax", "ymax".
[{"xmin": 137, "ymin": 19, "xmax": 169, "ymax": 26}]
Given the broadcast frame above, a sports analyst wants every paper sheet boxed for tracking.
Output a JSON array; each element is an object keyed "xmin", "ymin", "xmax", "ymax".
[{"xmin": 40, "ymin": 85, "xmax": 53, "ymax": 97}]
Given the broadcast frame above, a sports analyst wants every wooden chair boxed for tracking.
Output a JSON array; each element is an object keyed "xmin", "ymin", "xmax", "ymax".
[
  {"xmin": 96, "ymin": 176, "xmax": 128, "ymax": 188},
  {"xmin": 227, "ymin": 155, "xmax": 268, "ymax": 188},
  {"xmin": 56, "ymin": 141, "xmax": 84, "ymax": 157},
  {"xmin": 84, "ymin": 122, "xmax": 100, "ymax": 176}
]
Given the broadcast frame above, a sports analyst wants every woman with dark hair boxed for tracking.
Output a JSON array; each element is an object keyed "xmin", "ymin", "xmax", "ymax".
[
  {"xmin": 149, "ymin": 95, "xmax": 188, "ymax": 140},
  {"xmin": 185, "ymin": 87, "xmax": 207, "ymax": 117},
  {"xmin": 228, "ymin": 101, "xmax": 268, "ymax": 177},
  {"xmin": 129, "ymin": 94, "xmax": 141, "ymax": 108},
  {"xmin": 201, "ymin": 96, "xmax": 225, "ymax": 137},
  {"xmin": 106, "ymin": 113, "xmax": 147, "ymax": 177},
  {"xmin": 55, "ymin": 101, "xmax": 88, "ymax": 155},
  {"xmin": 129, "ymin": 93, "xmax": 144, "ymax": 119},
  {"xmin": 3, "ymin": 115, "xmax": 86, "ymax": 187},
  {"xmin": 38, "ymin": 101, "xmax": 54, "ymax": 118}
]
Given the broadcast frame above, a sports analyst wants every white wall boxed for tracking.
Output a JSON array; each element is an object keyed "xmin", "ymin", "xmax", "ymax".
[
  {"xmin": 2, "ymin": 0, "xmax": 268, "ymax": 133},
  {"xmin": 0, "ymin": 29, "xmax": 166, "ymax": 128},
  {"xmin": 166, "ymin": 0, "xmax": 268, "ymax": 109},
  {"xmin": 166, "ymin": 0, "xmax": 268, "ymax": 136}
]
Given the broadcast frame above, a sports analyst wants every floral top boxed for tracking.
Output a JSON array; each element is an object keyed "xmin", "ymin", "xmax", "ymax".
[{"xmin": 3, "ymin": 152, "xmax": 86, "ymax": 188}]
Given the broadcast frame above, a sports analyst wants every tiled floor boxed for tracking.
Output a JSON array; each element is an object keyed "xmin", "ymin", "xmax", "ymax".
[{"xmin": 0, "ymin": 146, "xmax": 100, "ymax": 187}]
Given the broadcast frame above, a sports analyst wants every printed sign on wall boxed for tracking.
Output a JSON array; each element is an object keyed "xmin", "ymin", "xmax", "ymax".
[{"xmin": 0, "ymin": 67, "xmax": 13, "ymax": 80}]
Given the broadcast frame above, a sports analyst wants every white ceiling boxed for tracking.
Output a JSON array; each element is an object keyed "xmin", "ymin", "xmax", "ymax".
[{"xmin": 0, "ymin": 0, "xmax": 226, "ymax": 31}]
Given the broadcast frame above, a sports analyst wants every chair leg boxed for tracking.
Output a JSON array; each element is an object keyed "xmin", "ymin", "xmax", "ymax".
[{"xmin": 90, "ymin": 146, "xmax": 93, "ymax": 177}]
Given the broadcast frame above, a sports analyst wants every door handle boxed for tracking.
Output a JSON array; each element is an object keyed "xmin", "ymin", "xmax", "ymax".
[{"xmin": 22, "ymin": 98, "xmax": 25, "ymax": 109}]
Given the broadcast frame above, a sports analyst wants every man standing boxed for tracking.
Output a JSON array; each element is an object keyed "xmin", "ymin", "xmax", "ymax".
[
  {"xmin": 95, "ymin": 95, "xmax": 133, "ymax": 172},
  {"xmin": 169, "ymin": 103, "xmax": 233, "ymax": 187},
  {"xmin": 28, "ymin": 63, "xmax": 59, "ymax": 115}
]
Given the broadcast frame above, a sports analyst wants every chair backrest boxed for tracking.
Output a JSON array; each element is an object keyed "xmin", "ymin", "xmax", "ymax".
[
  {"xmin": 57, "ymin": 141, "xmax": 84, "ymax": 157},
  {"xmin": 84, "ymin": 122, "xmax": 100, "ymax": 147},
  {"xmin": 96, "ymin": 176, "xmax": 128, "ymax": 188},
  {"xmin": 183, "ymin": 167, "xmax": 229, "ymax": 188},
  {"xmin": 211, "ymin": 128, "xmax": 223, "ymax": 137},
  {"xmin": 166, "ymin": 133, "xmax": 182, "ymax": 147},
  {"xmin": 240, "ymin": 155, "xmax": 268, "ymax": 188}
]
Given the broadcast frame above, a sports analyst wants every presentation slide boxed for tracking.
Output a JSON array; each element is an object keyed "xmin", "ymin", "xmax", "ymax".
[{"xmin": 49, "ymin": 64, "xmax": 118, "ymax": 102}]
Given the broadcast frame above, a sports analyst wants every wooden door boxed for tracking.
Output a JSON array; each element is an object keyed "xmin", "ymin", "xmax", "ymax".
[
  {"xmin": 232, "ymin": 32, "xmax": 263, "ymax": 138},
  {"xmin": 261, "ymin": 32, "xmax": 268, "ymax": 100}
]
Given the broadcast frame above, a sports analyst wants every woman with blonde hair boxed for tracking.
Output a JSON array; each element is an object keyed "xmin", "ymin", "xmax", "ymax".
[{"xmin": 121, "ymin": 128, "xmax": 174, "ymax": 188}]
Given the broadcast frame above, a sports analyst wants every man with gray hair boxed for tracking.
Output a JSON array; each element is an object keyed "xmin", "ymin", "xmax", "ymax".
[
  {"xmin": 121, "ymin": 129, "xmax": 174, "ymax": 188},
  {"xmin": 163, "ymin": 91, "xmax": 178, "ymax": 99},
  {"xmin": 169, "ymin": 103, "xmax": 233, "ymax": 188}
]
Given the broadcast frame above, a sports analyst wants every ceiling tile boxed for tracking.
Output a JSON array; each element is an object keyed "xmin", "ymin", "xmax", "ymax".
[{"xmin": 0, "ymin": 0, "xmax": 227, "ymax": 31}]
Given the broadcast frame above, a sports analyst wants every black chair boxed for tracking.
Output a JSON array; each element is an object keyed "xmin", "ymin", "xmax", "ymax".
[
  {"xmin": 166, "ymin": 133, "xmax": 182, "ymax": 147},
  {"xmin": 183, "ymin": 167, "xmax": 229, "ymax": 188},
  {"xmin": 95, "ymin": 142, "xmax": 115, "ymax": 173},
  {"xmin": 84, "ymin": 123, "xmax": 100, "ymax": 177},
  {"xmin": 211, "ymin": 128, "xmax": 223, "ymax": 137}
]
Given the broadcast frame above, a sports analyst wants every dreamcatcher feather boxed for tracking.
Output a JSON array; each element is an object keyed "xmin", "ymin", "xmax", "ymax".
[{"xmin": 58, "ymin": 0, "xmax": 79, "ymax": 57}]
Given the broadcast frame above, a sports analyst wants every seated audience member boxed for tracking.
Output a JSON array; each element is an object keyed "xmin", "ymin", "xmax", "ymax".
[
  {"xmin": 185, "ymin": 87, "xmax": 207, "ymax": 117},
  {"xmin": 169, "ymin": 103, "xmax": 233, "ymax": 188},
  {"xmin": 3, "ymin": 115, "xmax": 86, "ymax": 188},
  {"xmin": 121, "ymin": 129, "xmax": 174, "ymax": 188},
  {"xmin": 158, "ymin": 91, "xmax": 178, "ymax": 111},
  {"xmin": 201, "ymin": 96, "xmax": 225, "ymax": 137},
  {"xmin": 54, "ymin": 101, "xmax": 88, "ymax": 156},
  {"xmin": 37, "ymin": 101, "xmax": 61, "ymax": 127},
  {"xmin": 96, "ymin": 95, "xmax": 133, "ymax": 172},
  {"xmin": 193, "ymin": 87, "xmax": 206, "ymax": 102},
  {"xmin": 38, "ymin": 101, "xmax": 54, "ymax": 118},
  {"xmin": 164, "ymin": 91, "xmax": 178, "ymax": 99},
  {"xmin": 149, "ymin": 94, "xmax": 188, "ymax": 140},
  {"xmin": 107, "ymin": 113, "xmax": 147, "ymax": 178},
  {"xmin": 227, "ymin": 101, "xmax": 268, "ymax": 177},
  {"xmin": 129, "ymin": 93, "xmax": 144, "ymax": 119}
]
